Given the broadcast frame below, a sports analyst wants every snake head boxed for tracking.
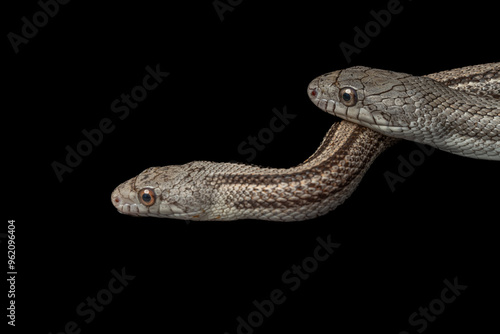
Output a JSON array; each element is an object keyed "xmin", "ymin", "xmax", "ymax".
[
  {"xmin": 307, "ymin": 66, "xmax": 417, "ymax": 135},
  {"xmin": 111, "ymin": 162, "xmax": 213, "ymax": 220}
]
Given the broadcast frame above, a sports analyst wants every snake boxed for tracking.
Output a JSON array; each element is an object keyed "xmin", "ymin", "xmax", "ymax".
[{"xmin": 111, "ymin": 63, "xmax": 500, "ymax": 221}]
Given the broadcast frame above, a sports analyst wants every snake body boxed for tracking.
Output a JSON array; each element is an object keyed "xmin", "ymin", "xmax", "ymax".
[{"xmin": 111, "ymin": 63, "xmax": 500, "ymax": 221}]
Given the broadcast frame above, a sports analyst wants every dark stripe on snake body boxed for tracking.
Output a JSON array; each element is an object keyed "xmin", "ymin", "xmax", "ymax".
[{"xmin": 215, "ymin": 124, "xmax": 393, "ymax": 210}]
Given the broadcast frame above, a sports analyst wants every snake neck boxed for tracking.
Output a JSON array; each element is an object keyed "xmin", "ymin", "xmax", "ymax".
[
  {"xmin": 202, "ymin": 121, "xmax": 396, "ymax": 221},
  {"xmin": 425, "ymin": 62, "xmax": 500, "ymax": 100}
]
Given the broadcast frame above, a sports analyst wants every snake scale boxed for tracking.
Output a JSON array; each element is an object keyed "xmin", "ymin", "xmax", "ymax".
[{"xmin": 111, "ymin": 63, "xmax": 500, "ymax": 221}]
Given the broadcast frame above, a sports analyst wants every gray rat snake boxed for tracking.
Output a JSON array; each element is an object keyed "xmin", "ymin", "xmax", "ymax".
[{"xmin": 111, "ymin": 63, "xmax": 499, "ymax": 221}]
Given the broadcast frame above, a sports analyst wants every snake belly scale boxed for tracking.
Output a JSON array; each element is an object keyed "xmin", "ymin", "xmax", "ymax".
[{"xmin": 111, "ymin": 63, "xmax": 500, "ymax": 221}]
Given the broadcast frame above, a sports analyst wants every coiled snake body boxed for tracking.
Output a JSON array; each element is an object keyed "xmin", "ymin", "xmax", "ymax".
[{"xmin": 111, "ymin": 63, "xmax": 500, "ymax": 221}]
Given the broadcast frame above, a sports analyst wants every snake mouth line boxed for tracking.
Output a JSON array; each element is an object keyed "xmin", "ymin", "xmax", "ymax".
[
  {"xmin": 112, "ymin": 199, "xmax": 141, "ymax": 217},
  {"xmin": 114, "ymin": 202, "xmax": 164, "ymax": 218},
  {"xmin": 118, "ymin": 207, "xmax": 140, "ymax": 217},
  {"xmin": 313, "ymin": 97, "xmax": 411, "ymax": 134}
]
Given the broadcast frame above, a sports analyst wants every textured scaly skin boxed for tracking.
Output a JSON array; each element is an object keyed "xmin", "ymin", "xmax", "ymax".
[
  {"xmin": 111, "ymin": 63, "xmax": 500, "ymax": 221},
  {"xmin": 111, "ymin": 122, "xmax": 395, "ymax": 221},
  {"xmin": 308, "ymin": 63, "xmax": 499, "ymax": 160}
]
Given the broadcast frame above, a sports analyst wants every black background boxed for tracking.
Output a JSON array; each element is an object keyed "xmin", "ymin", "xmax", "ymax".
[{"xmin": 4, "ymin": 0, "xmax": 499, "ymax": 333}]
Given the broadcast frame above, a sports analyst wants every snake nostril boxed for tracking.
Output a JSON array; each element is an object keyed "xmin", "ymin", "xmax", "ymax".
[{"xmin": 111, "ymin": 195, "xmax": 122, "ymax": 208}]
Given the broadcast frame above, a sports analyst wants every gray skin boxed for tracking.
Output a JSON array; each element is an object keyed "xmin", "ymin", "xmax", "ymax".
[
  {"xmin": 111, "ymin": 122, "xmax": 394, "ymax": 221},
  {"xmin": 307, "ymin": 65, "xmax": 500, "ymax": 160},
  {"xmin": 111, "ymin": 64, "xmax": 500, "ymax": 221},
  {"xmin": 111, "ymin": 164, "xmax": 215, "ymax": 219}
]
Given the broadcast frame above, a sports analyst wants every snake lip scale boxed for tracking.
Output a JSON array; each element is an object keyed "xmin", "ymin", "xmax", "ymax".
[{"xmin": 111, "ymin": 63, "xmax": 500, "ymax": 222}]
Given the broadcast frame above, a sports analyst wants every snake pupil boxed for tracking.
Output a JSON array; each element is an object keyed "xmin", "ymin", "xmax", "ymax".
[
  {"xmin": 142, "ymin": 193, "xmax": 152, "ymax": 203},
  {"xmin": 339, "ymin": 87, "xmax": 358, "ymax": 106}
]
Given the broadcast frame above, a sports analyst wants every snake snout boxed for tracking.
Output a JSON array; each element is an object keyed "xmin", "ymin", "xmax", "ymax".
[
  {"xmin": 111, "ymin": 191, "xmax": 123, "ymax": 210},
  {"xmin": 111, "ymin": 187, "xmax": 139, "ymax": 216}
]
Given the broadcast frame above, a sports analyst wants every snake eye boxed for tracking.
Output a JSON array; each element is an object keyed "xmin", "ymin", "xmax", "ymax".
[
  {"xmin": 339, "ymin": 87, "xmax": 358, "ymax": 107},
  {"xmin": 138, "ymin": 188, "xmax": 156, "ymax": 206}
]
